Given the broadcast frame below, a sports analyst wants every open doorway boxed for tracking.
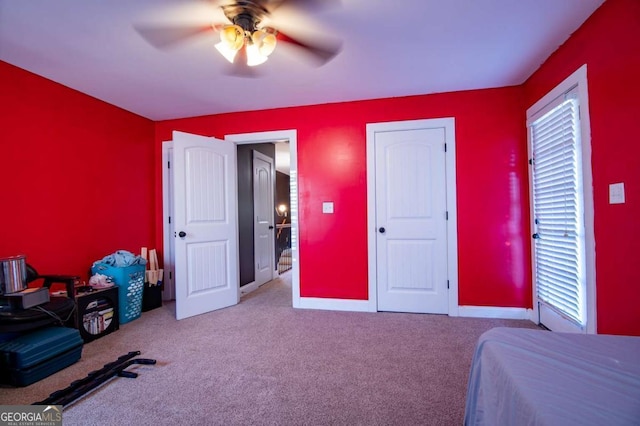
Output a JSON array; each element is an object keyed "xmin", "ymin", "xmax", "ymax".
[
  {"xmin": 236, "ymin": 141, "xmax": 291, "ymax": 295},
  {"xmin": 162, "ymin": 130, "xmax": 300, "ymax": 315},
  {"xmin": 161, "ymin": 130, "xmax": 299, "ymax": 311},
  {"xmin": 236, "ymin": 143, "xmax": 276, "ymax": 293},
  {"xmin": 225, "ymin": 130, "xmax": 300, "ymax": 307}
]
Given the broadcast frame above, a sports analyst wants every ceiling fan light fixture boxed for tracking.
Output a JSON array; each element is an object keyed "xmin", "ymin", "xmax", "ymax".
[
  {"xmin": 246, "ymin": 42, "xmax": 268, "ymax": 66},
  {"xmin": 215, "ymin": 40, "xmax": 239, "ymax": 63},
  {"xmin": 220, "ymin": 25, "xmax": 245, "ymax": 50},
  {"xmin": 252, "ymin": 30, "xmax": 277, "ymax": 57},
  {"xmin": 216, "ymin": 24, "xmax": 246, "ymax": 63}
]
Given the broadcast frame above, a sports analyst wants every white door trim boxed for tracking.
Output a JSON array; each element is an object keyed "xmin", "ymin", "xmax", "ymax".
[
  {"xmin": 225, "ymin": 130, "xmax": 301, "ymax": 307},
  {"xmin": 161, "ymin": 142, "xmax": 175, "ymax": 301},
  {"xmin": 366, "ymin": 118, "xmax": 459, "ymax": 316}
]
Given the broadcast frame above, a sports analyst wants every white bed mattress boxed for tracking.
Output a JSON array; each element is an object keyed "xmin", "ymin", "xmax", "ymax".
[{"xmin": 464, "ymin": 327, "xmax": 640, "ymax": 425}]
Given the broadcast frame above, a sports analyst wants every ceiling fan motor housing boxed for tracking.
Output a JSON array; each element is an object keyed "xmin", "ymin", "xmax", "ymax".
[
  {"xmin": 235, "ymin": 14, "xmax": 258, "ymax": 33},
  {"xmin": 222, "ymin": 1, "xmax": 269, "ymax": 34}
]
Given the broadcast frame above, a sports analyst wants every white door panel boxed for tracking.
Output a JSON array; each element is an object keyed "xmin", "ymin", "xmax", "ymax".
[
  {"xmin": 375, "ymin": 127, "xmax": 449, "ymax": 314},
  {"xmin": 253, "ymin": 151, "xmax": 275, "ymax": 286},
  {"xmin": 173, "ymin": 131, "xmax": 239, "ymax": 320}
]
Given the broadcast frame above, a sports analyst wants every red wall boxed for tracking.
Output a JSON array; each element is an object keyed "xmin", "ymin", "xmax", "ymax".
[
  {"xmin": 0, "ymin": 61, "xmax": 156, "ymax": 280},
  {"xmin": 5, "ymin": 0, "xmax": 634, "ymax": 336},
  {"xmin": 155, "ymin": 87, "xmax": 531, "ymax": 306},
  {"xmin": 524, "ymin": 0, "xmax": 640, "ymax": 335}
]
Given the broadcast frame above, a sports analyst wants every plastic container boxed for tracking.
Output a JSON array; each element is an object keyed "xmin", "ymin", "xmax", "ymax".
[
  {"xmin": 0, "ymin": 255, "xmax": 27, "ymax": 295},
  {"xmin": 90, "ymin": 263, "xmax": 145, "ymax": 324}
]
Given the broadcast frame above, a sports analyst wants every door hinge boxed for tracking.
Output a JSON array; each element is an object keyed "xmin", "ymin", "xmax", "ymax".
[
  {"xmin": 169, "ymin": 271, "xmax": 172, "ymax": 280},
  {"xmin": 528, "ymin": 158, "xmax": 534, "ymax": 165},
  {"xmin": 447, "ymin": 280, "xmax": 450, "ymax": 289},
  {"xmin": 168, "ymin": 216, "xmax": 171, "ymax": 224},
  {"xmin": 167, "ymin": 160, "xmax": 170, "ymax": 169},
  {"xmin": 444, "ymin": 143, "xmax": 447, "ymax": 152},
  {"xmin": 445, "ymin": 211, "xmax": 449, "ymax": 220}
]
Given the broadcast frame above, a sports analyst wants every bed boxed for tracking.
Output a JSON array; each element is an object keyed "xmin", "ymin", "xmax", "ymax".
[{"xmin": 464, "ymin": 327, "xmax": 640, "ymax": 425}]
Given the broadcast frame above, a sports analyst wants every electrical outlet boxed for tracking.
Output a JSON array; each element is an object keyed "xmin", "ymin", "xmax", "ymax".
[{"xmin": 322, "ymin": 202, "xmax": 334, "ymax": 214}]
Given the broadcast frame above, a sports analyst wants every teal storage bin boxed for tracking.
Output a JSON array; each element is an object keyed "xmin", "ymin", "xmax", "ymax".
[
  {"xmin": 0, "ymin": 326, "xmax": 83, "ymax": 387},
  {"xmin": 91, "ymin": 263, "xmax": 145, "ymax": 324}
]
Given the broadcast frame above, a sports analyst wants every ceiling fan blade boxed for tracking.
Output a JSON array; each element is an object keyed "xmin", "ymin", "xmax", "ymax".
[
  {"xmin": 269, "ymin": 0, "xmax": 341, "ymax": 13},
  {"xmin": 134, "ymin": 23, "xmax": 216, "ymax": 50},
  {"xmin": 277, "ymin": 31, "xmax": 342, "ymax": 66}
]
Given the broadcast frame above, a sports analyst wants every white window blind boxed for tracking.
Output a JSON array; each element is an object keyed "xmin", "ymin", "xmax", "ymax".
[{"xmin": 530, "ymin": 92, "xmax": 586, "ymax": 327}]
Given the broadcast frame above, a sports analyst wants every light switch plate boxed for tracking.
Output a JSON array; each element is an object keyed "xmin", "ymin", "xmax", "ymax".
[
  {"xmin": 609, "ymin": 182, "xmax": 625, "ymax": 204},
  {"xmin": 322, "ymin": 202, "xmax": 334, "ymax": 214}
]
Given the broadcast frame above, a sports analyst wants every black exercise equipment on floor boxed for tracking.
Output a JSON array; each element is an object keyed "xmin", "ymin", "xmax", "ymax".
[{"xmin": 33, "ymin": 351, "xmax": 156, "ymax": 407}]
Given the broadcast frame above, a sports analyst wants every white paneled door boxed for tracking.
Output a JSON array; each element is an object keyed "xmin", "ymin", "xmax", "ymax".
[
  {"xmin": 173, "ymin": 131, "xmax": 239, "ymax": 320},
  {"xmin": 253, "ymin": 151, "xmax": 275, "ymax": 287},
  {"xmin": 373, "ymin": 125, "xmax": 449, "ymax": 314}
]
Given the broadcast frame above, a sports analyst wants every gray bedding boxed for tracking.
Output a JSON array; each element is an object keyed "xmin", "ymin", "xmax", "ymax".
[{"xmin": 464, "ymin": 327, "xmax": 640, "ymax": 425}]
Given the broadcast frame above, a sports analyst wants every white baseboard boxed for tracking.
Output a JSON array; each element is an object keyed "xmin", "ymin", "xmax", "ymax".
[
  {"xmin": 239, "ymin": 281, "xmax": 258, "ymax": 296},
  {"xmin": 458, "ymin": 305, "xmax": 534, "ymax": 320},
  {"xmin": 297, "ymin": 297, "xmax": 374, "ymax": 312},
  {"xmin": 293, "ymin": 299, "xmax": 535, "ymax": 319}
]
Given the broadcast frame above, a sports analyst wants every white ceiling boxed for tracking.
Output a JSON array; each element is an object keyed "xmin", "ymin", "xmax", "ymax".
[{"xmin": 0, "ymin": 0, "xmax": 605, "ymax": 121}]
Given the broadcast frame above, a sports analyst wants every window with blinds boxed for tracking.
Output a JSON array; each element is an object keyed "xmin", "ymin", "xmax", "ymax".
[{"xmin": 529, "ymin": 90, "xmax": 586, "ymax": 328}]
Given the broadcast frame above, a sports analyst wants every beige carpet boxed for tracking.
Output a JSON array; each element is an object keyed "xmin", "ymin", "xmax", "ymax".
[{"xmin": 0, "ymin": 274, "xmax": 538, "ymax": 425}]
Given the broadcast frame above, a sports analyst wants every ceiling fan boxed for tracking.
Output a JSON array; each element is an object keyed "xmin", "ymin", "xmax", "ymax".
[{"xmin": 135, "ymin": 0, "xmax": 342, "ymax": 77}]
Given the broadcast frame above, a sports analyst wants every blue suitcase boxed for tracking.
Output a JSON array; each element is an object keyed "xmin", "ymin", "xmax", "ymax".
[{"xmin": 0, "ymin": 326, "xmax": 83, "ymax": 387}]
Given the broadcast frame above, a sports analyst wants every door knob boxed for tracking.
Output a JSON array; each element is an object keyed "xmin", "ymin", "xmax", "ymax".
[
  {"xmin": 532, "ymin": 233, "xmax": 540, "ymax": 239},
  {"xmin": 379, "ymin": 227, "xmax": 386, "ymax": 234},
  {"xmin": 178, "ymin": 231, "xmax": 187, "ymax": 238},
  {"xmin": 268, "ymin": 225, "xmax": 274, "ymax": 230}
]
